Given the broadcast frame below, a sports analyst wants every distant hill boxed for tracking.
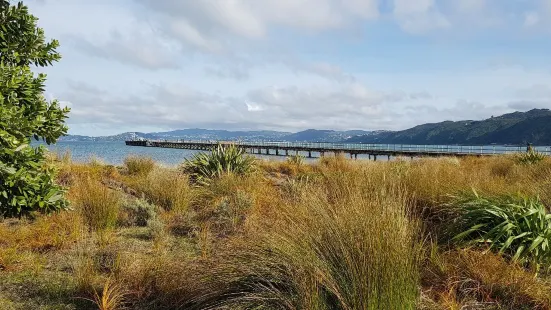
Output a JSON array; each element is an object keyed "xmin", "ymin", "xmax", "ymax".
[
  {"xmin": 59, "ymin": 128, "xmax": 379, "ymax": 143},
  {"xmin": 281, "ymin": 129, "xmax": 378, "ymax": 142},
  {"xmin": 347, "ymin": 109, "xmax": 551, "ymax": 145},
  {"xmin": 60, "ymin": 109, "xmax": 551, "ymax": 145}
]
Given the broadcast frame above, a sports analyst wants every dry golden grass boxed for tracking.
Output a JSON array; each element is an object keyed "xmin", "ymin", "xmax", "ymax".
[
  {"xmin": 422, "ymin": 247, "xmax": 551, "ymax": 309},
  {"xmin": 124, "ymin": 156, "xmax": 155, "ymax": 176},
  {"xmin": 146, "ymin": 161, "xmax": 421, "ymax": 309},
  {"xmin": 125, "ymin": 167, "xmax": 192, "ymax": 212},
  {"xmin": 2, "ymin": 154, "xmax": 551, "ymax": 309},
  {"xmin": 70, "ymin": 177, "xmax": 121, "ymax": 231},
  {"xmin": 92, "ymin": 279, "xmax": 127, "ymax": 310},
  {"xmin": 0, "ymin": 212, "xmax": 82, "ymax": 252}
]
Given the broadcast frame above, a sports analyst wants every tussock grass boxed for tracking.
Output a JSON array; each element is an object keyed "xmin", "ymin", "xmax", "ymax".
[
  {"xmin": 0, "ymin": 212, "xmax": 82, "ymax": 252},
  {"xmin": 92, "ymin": 279, "xmax": 127, "ymax": 310},
  {"xmin": 422, "ymin": 247, "xmax": 551, "ymax": 309},
  {"xmin": 3, "ymin": 154, "xmax": 551, "ymax": 309},
  {"xmin": 156, "ymin": 167, "xmax": 421, "ymax": 309},
  {"xmin": 71, "ymin": 178, "xmax": 121, "ymax": 231},
  {"xmin": 126, "ymin": 168, "xmax": 191, "ymax": 212},
  {"xmin": 124, "ymin": 156, "xmax": 155, "ymax": 176}
]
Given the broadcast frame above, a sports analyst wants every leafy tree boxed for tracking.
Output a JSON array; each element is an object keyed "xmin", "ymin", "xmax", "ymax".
[{"xmin": 0, "ymin": 0, "xmax": 70, "ymax": 217}]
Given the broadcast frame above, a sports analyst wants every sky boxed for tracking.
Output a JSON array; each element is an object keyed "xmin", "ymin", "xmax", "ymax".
[{"xmin": 25, "ymin": 0, "xmax": 551, "ymax": 136}]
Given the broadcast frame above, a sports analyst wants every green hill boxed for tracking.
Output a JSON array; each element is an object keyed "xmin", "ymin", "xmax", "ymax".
[{"xmin": 347, "ymin": 109, "xmax": 551, "ymax": 145}]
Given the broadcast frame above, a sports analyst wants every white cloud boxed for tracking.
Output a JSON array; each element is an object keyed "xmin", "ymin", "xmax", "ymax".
[
  {"xmin": 393, "ymin": 0, "xmax": 450, "ymax": 33},
  {"xmin": 524, "ymin": 11, "xmax": 540, "ymax": 27},
  {"xmin": 22, "ymin": 0, "xmax": 551, "ymax": 136}
]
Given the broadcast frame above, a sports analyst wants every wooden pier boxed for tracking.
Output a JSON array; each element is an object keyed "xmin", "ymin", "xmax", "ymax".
[{"xmin": 125, "ymin": 140, "xmax": 551, "ymax": 160}]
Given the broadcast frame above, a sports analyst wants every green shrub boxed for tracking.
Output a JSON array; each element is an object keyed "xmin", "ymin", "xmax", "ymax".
[
  {"xmin": 124, "ymin": 156, "xmax": 155, "ymax": 176},
  {"xmin": 515, "ymin": 151, "xmax": 546, "ymax": 165},
  {"xmin": 120, "ymin": 198, "xmax": 157, "ymax": 227},
  {"xmin": 182, "ymin": 144, "xmax": 255, "ymax": 185},
  {"xmin": 0, "ymin": 1, "xmax": 70, "ymax": 217},
  {"xmin": 450, "ymin": 191, "xmax": 551, "ymax": 270}
]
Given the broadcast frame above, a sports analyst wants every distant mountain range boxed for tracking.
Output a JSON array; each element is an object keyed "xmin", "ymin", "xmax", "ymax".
[
  {"xmin": 346, "ymin": 109, "xmax": 551, "ymax": 145},
  {"xmin": 60, "ymin": 128, "xmax": 377, "ymax": 143},
  {"xmin": 61, "ymin": 109, "xmax": 551, "ymax": 145}
]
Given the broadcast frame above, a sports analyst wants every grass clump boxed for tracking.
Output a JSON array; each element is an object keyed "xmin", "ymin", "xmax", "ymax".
[
  {"xmin": 422, "ymin": 248, "xmax": 551, "ymax": 309},
  {"xmin": 286, "ymin": 154, "xmax": 305, "ymax": 166},
  {"xmin": 182, "ymin": 144, "xmax": 255, "ymax": 184},
  {"xmin": 450, "ymin": 191, "xmax": 551, "ymax": 270},
  {"xmin": 516, "ymin": 151, "xmax": 547, "ymax": 165},
  {"xmin": 124, "ymin": 156, "xmax": 155, "ymax": 176},
  {"xmin": 72, "ymin": 178, "xmax": 121, "ymax": 231},
  {"xmin": 129, "ymin": 169, "xmax": 191, "ymax": 212},
  {"xmin": 168, "ymin": 171, "xmax": 421, "ymax": 309},
  {"xmin": 92, "ymin": 279, "xmax": 127, "ymax": 310}
]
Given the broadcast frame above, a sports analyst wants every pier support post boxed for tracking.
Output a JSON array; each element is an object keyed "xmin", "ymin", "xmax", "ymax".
[
  {"xmin": 388, "ymin": 155, "xmax": 391, "ymax": 161},
  {"xmin": 350, "ymin": 153, "xmax": 353, "ymax": 159},
  {"xmin": 368, "ymin": 154, "xmax": 371, "ymax": 160},
  {"xmin": 354, "ymin": 154, "xmax": 358, "ymax": 160},
  {"xmin": 320, "ymin": 151, "xmax": 325, "ymax": 157},
  {"xmin": 276, "ymin": 149, "xmax": 279, "ymax": 156},
  {"xmin": 373, "ymin": 155, "xmax": 377, "ymax": 161},
  {"xmin": 257, "ymin": 148, "xmax": 261, "ymax": 154},
  {"xmin": 266, "ymin": 148, "xmax": 270, "ymax": 155},
  {"xmin": 308, "ymin": 151, "xmax": 312, "ymax": 158},
  {"xmin": 296, "ymin": 150, "xmax": 299, "ymax": 156}
]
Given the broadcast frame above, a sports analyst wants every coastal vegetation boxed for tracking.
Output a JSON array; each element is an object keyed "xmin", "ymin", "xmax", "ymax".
[
  {"xmin": 1, "ymin": 146, "xmax": 551, "ymax": 309},
  {"xmin": 0, "ymin": 0, "xmax": 70, "ymax": 217}
]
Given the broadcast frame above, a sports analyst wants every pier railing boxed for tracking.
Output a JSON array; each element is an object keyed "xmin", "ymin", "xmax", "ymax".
[{"xmin": 126, "ymin": 139, "xmax": 551, "ymax": 156}]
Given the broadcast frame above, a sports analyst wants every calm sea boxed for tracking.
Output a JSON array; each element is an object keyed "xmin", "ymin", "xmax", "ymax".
[
  {"xmin": 39, "ymin": 141, "xmax": 200, "ymax": 166},
  {"xmin": 39, "ymin": 141, "xmax": 318, "ymax": 166},
  {"xmin": 37, "ymin": 141, "xmax": 551, "ymax": 167},
  {"xmin": 38, "ymin": 141, "xmax": 387, "ymax": 166}
]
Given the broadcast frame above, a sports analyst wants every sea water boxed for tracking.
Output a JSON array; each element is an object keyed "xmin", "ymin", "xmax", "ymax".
[
  {"xmin": 38, "ymin": 141, "xmax": 200, "ymax": 166},
  {"xmin": 37, "ymin": 141, "xmax": 390, "ymax": 167}
]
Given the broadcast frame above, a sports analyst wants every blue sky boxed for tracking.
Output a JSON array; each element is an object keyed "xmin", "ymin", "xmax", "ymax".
[{"xmin": 26, "ymin": 0, "xmax": 551, "ymax": 136}]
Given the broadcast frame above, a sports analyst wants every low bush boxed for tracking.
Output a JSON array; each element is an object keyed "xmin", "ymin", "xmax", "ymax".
[
  {"xmin": 124, "ymin": 156, "xmax": 155, "ymax": 176},
  {"xmin": 182, "ymin": 144, "xmax": 255, "ymax": 184},
  {"xmin": 119, "ymin": 198, "xmax": 157, "ymax": 227},
  {"xmin": 450, "ymin": 192, "xmax": 551, "ymax": 270},
  {"xmin": 516, "ymin": 151, "xmax": 546, "ymax": 165}
]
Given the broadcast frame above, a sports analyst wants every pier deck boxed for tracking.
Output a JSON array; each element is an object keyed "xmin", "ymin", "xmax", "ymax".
[{"xmin": 125, "ymin": 140, "xmax": 551, "ymax": 159}]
